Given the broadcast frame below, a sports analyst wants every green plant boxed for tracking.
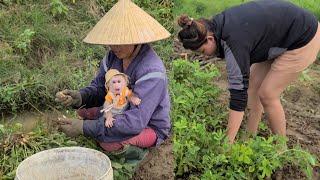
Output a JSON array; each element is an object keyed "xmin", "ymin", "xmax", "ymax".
[
  {"xmin": 0, "ymin": 56, "xmax": 98, "ymax": 113},
  {"xmin": 258, "ymin": 121, "xmax": 268, "ymax": 131},
  {"xmin": 50, "ymin": 0, "xmax": 68, "ymax": 17},
  {"xmin": 170, "ymin": 59, "xmax": 225, "ymax": 175},
  {"xmin": 299, "ymin": 69, "xmax": 313, "ymax": 83},
  {"xmin": 14, "ymin": 29, "xmax": 35, "ymax": 54},
  {"xmin": 1, "ymin": 0, "xmax": 27, "ymax": 5},
  {"xmin": 0, "ymin": 42, "xmax": 13, "ymax": 60},
  {"xmin": 171, "ymin": 59, "xmax": 317, "ymax": 179}
]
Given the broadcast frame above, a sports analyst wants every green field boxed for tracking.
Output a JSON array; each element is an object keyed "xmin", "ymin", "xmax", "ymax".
[{"xmin": 174, "ymin": 0, "xmax": 320, "ymax": 19}]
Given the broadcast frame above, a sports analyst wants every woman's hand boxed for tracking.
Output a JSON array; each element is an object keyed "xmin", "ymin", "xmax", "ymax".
[
  {"xmin": 57, "ymin": 118, "xmax": 84, "ymax": 137},
  {"xmin": 55, "ymin": 89, "xmax": 82, "ymax": 107}
]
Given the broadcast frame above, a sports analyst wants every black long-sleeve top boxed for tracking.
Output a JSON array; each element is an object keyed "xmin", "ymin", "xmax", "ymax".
[{"xmin": 211, "ymin": 0, "xmax": 318, "ymax": 111}]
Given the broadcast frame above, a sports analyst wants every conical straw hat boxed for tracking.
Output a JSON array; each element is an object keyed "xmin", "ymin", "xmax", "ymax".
[{"xmin": 83, "ymin": 0, "xmax": 171, "ymax": 45}]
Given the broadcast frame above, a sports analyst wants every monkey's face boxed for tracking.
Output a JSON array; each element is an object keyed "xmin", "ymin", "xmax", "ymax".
[{"xmin": 108, "ymin": 75, "xmax": 128, "ymax": 95}]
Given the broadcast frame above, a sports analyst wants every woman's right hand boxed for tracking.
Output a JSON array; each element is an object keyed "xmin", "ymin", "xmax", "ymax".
[{"xmin": 55, "ymin": 89, "xmax": 82, "ymax": 107}]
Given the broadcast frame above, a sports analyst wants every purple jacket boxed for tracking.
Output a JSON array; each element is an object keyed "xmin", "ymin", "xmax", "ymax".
[{"xmin": 79, "ymin": 44, "xmax": 171, "ymax": 145}]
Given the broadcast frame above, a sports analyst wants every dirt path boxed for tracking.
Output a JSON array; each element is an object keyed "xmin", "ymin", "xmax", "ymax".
[{"xmin": 133, "ymin": 139, "xmax": 174, "ymax": 180}]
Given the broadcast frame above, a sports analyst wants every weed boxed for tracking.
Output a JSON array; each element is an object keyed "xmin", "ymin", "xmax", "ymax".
[
  {"xmin": 299, "ymin": 69, "xmax": 313, "ymax": 84},
  {"xmin": 14, "ymin": 29, "xmax": 35, "ymax": 54},
  {"xmin": 50, "ymin": 0, "xmax": 68, "ymax": 17}
]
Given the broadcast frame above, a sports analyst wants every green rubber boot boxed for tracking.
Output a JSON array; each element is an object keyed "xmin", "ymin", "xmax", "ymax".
[
  {"xmin": 106, "ymin": 145, "xmax": 149, "ymax": 166},
  {"xmin": 123, "ymin": 145, "xmax": 149, "ymax": 164},
  {"xmin": 105, "ymin": 145, "xmax": 148, "ymax": 159}
]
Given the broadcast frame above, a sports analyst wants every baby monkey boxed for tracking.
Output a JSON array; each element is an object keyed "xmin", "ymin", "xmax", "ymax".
[{"xmin": 102, "ymin": 69, "xmax": 141, "ymax": 128}]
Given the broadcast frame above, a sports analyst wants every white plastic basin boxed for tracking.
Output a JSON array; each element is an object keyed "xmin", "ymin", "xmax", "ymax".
[{"xmin": 15, "ymin": 147, "xmax": 113, "ymax": 180}]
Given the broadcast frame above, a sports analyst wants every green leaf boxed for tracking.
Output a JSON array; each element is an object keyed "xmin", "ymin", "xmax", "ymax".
[
  {"xmin": 307, "ymin": 155, "xmax": 316, "ymax": 166},
  {"xmin": 249, "ymin": 166, "xmax": 255, "ymax": 173},
  {"xmin": 111, "ymin": 162, "xmax": 123, "ymax": 169},
  {"xmin": 0, "ymin": 124, "xmax": 4, "ymax": 133}
]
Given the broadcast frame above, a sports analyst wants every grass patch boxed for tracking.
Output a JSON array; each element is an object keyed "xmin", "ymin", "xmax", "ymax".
[{"xmin": 173, "ymin": 0, "xmax": 320, "ymax": 20}]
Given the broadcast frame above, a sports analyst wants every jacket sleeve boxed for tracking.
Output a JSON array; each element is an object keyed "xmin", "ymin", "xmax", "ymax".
[
  {"xmin": 83, "ymin": 71, "xmax": 167, "ymax": 142},
  {"xmin": 222, "ymin": 39, "xmax": 250, "ymax": 112},
  {"xmin": 79, "ymin": 56, "xmax": 107, "ymax": 108}
]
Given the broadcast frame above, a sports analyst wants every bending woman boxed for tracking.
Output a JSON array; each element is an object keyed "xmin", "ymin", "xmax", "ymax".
[{"xmin": 177, "ymin": 0, "xmax": 320, "ymax": 143}]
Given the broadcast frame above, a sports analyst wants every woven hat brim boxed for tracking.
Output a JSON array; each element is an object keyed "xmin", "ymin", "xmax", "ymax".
[{"xmin": 83, "ymin": 0, "xmax": 171, "ymax": 45}]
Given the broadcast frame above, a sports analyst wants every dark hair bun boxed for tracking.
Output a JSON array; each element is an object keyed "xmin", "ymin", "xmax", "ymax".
[{"xmin": 178, "ymin": 15, "xmax": 193, "ymax": 28}]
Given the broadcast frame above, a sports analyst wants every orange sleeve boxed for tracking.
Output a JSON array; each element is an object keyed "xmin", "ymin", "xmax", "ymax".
[
  {"xmin": 126, "ymin": 87, "xmax": 133, "ymax": 98},
  {"xmin": 105, "ymin": 92, "xmax": 113, "ymax": 103}
]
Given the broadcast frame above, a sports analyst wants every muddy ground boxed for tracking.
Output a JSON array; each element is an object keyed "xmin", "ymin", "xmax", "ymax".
[
  {"xmin": 174, "ymin": 39, "xmax": 320, "ymax": 179},
  {"xmin": 133, "ymin": 139, "xmax": 174, "ymax": 180}
]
